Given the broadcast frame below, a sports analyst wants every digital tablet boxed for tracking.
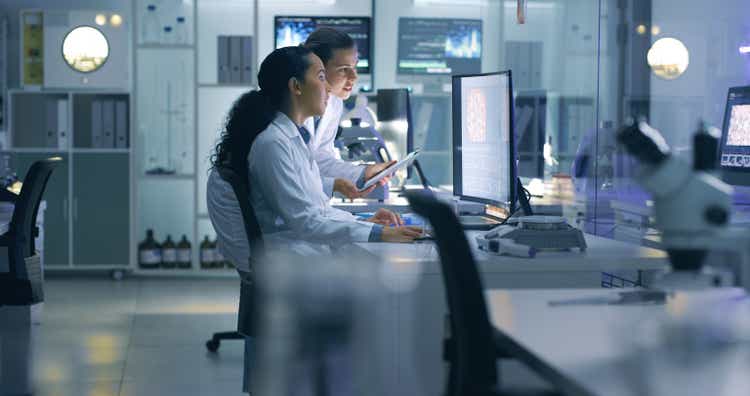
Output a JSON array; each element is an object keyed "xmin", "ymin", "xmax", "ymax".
[{"xmin": 359, "ymin": 149, "xmax": 421, "ymax": 191}]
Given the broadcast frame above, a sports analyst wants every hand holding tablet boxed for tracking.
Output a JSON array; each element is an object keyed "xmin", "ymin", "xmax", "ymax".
[{"xmin": 359, "ymin": 149, "xmax": 422, "ymax": 191}]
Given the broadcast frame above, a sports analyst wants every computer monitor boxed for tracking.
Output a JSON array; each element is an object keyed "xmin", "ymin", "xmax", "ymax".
[
  {"xmin": 719, "ymin": 86, "xmax": 750, "ymax": 187},
  {"xmin": 452, "ymin": 71, "xmax": 516, "ymax": 212},
  {"xmin": 274, "ymin": 16, "xmax": 371, "ymax": 75},
  {"xmin": 397, "ymin": 18, "xmax": 482, "ymax": 77}
]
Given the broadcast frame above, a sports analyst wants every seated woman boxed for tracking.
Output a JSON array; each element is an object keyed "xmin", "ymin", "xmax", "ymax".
[{"xmin": 207, "ymin": 46, "xmax": 421, "ymax": 270}]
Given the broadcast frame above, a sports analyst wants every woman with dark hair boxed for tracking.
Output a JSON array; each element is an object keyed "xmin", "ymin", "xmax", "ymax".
[
  {"xmin": 207, "ymin": 46, "xmax": 421, "ymax": 270},
  {"xmin": 303, "ymin": 27, "xmax": 392, "ymax": 199}
]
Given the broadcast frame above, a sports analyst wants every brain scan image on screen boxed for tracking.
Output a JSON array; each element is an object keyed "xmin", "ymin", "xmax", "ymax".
[
  {"xmin": 466, "ymin": 88, "xmax": 487, "ymax": 143},
  {"xmin": 727, "ymin": 104, "xmax": 750, "ymax": 147}
]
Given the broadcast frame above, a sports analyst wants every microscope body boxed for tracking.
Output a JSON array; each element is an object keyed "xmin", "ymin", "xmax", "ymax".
[
  {"xmin": 618, "ymin": 119, "xmax": 739, "ymax": 288},
  {"xmin": 638, "ymin": 156, "xmax": 732, "ymax": 255}
]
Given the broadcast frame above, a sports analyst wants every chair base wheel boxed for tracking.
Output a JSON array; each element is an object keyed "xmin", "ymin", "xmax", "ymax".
[{"xmin": 206, "ymin": 339, "xmax": 220, "ymax": 352}]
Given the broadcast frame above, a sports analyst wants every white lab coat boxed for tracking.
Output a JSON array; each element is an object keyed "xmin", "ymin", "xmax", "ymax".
[
  {"xmin": 207, "ymin": 112, "xmax": 375, "ymax": 269},
  {"xmin": 304, "ymin": 95, "xmax": 366, "ymax": 196}
]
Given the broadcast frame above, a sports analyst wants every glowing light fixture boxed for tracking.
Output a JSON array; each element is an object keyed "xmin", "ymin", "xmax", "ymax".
[
  {"xmin": 62, "ymin": 26, "xmax": 110, "ymax": 73},
  {"xmin": 647, "ymin": 37, "xmax": 689, "ymax": 80},
  {"xmin": 651, "ymin": 25, "xmax": 661, "ymax": 35},
  {"xmin": 636, "ymin": 24, "xmax": 646, "ymax": 35},
  {"xmin": 110, "ymin": 14, "xmax": 123, "ymax": 27},
  {"xmin": 739, "ymin": 46, "xmax": 750, "ymax": 54},
  {"xmin": 94, "ymin": 14, "xmax": 106, "ymax": 26}
]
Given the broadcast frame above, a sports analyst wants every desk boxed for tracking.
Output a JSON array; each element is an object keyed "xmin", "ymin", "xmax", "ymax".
[
  {"xmin": 349, "ymin": 233, "xmax": 669, "ymax": 396},
  {"xmin": 488, "ymin": 288, "xmax": 750, "ymax": 396}
]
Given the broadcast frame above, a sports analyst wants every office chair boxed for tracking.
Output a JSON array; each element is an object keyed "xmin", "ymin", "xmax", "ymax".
[
  {"xmin": 0, "ymin": 157, "xmax": 62, "ymax": 306},
  {"xmin": 405, "ymin": 191, "xmax": 560, "ymax": 396},
  {"xmin": 205, "ymin": 165, "xmax": 264, "ymax": 352}
]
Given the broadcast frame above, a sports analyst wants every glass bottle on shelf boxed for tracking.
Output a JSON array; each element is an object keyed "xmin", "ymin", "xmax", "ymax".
[
  {"xmin": 161, "ymin": 234, "xmax": 177, "ymax": 268},
  {"xmin": 174, "ymin": 17, "xmax": 187, "ymax": 44},
  {"xmin": 142, "ymin": 4, "xmax": 159, "ymax": 44},
  {"xmin": 177, "ymin": 234, "xmax": 191, "ymax": 269},
  {"xmin": 138, "ymin": 229, "xmax": 161, "ymax": 269},
  {"xmin": 213, "ymin": 237, "xmax": 230, "ymax": 268},
  {"xmin": 200, "ymin": 235, "xmax": 215, "ymax": 269}
]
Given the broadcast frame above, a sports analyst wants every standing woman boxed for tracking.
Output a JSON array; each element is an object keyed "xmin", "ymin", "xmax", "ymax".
[{"xmin": 303, "ymin": 28, "xmax": 393, "ymax": 199}]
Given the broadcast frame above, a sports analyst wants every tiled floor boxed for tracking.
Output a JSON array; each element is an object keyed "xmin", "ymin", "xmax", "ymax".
[{"xmin": 2, "ymin": 277, "xmax": 247, "ymax": 396}]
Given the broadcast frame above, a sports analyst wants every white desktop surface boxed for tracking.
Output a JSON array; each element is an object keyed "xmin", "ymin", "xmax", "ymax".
[
  {"xmin": 354, "ymin": 231, "xmax": 668, "ymax": 275},
  {"xmin": 487, "ymin": 288, "xmax": 750, "ymax": 396},
  {"xmin": 348, "ymin": 233, "xmax": 668, "ymax": 396}
]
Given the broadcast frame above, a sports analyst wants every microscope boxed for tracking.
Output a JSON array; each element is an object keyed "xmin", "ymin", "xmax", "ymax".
[{"xmin": 617, "ymin": 118, "xmax": 739, "ymax": 289}]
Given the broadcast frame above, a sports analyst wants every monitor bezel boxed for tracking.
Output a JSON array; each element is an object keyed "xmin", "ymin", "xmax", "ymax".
[
  {"xmin": 452, "ymin": 70, "xmax": 517, "ymax": 212},
  {"xmin": 719, "ymin": 85, "xmax": 750, "ymax": 186},
  {"xmin": 396, "ymin": 17, "xmax": 483, "ymax": 77},
  {"xmin": 273, "ymin": 15, "xmax": 372, "ymax": 75}
]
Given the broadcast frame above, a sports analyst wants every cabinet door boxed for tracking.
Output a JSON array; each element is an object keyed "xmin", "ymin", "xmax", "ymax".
[
  {"xmin": 13, "ymin": 153, "xmax": 70, "ymax": 266},
  {"xmin": 72, "ymin": 153, "xmax": 129, "ymax": 266}
]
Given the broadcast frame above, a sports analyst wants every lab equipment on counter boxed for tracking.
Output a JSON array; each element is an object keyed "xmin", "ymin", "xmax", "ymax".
[{"xmin": 476, "ymin": 215, "xmax": 586, "ymax": 258}]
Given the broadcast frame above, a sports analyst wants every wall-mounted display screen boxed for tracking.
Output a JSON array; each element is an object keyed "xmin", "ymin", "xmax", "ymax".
[
  {"xmin": 274, "ymin": 16, "xmax": 371, "ymax": 74},
  {"xmin": 398, "ymin": 18, "xmax": 482, "ymax": 76}
]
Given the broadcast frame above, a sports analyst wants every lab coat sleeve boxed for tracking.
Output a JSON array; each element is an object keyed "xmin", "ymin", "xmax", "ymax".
[
  {"xmin": 313, "ymin": 116, "xmax": 366, "ymax": 183},
  {"xmin": 250, "ymin": 139, "xmax": 374, "ymax": 244}
]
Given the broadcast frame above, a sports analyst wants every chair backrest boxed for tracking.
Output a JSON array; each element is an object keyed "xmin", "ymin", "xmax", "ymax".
[
  {"xmin": 9, "ymin": 157, "xmax": 62, "ymax": 268},
  {"xmin": 405, "ymin": 191, "xmax": 497, "ymax": 396},
  {"xmin": 215, "ymin": 166, "xmax": 265, "ymax": 258}
]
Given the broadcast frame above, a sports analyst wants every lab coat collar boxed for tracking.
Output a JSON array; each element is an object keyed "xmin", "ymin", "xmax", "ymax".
[{"xmin": 272, "ymin": 112, "xmax": 304, "ymax": 140}]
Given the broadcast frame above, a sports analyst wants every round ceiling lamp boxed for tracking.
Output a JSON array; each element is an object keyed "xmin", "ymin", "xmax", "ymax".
[
  {"xmin": 62, "ymin": 26, "xmax": 110, "ymax": 73},
  {"xmin": 647, "ymin": 37, "xmax": 689, "ymax": 80}
]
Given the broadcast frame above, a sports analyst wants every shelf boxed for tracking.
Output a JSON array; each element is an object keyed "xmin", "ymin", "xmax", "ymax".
[
  {"xmin": 132, "ymin": 268, "xmax": 238, "ymax": 278},
  {"xmin": 199, "ymin": 83, "xmax": 256, "ymax": 89},
  {"xmin": 9, "ymin": 88, "xmax": 129, "ymax": 95},
  {"xmin": 137, "ymin": 44, "xmax": 195, "ymax": 50},
  {"xmin": 140, "ymin": 173, "xmax": 195, "ymax": 180},
  {"xmin": 73, "ymin": 148, "xmax": 131, "ymax": 154},
  {"xmin": 4, "ymin": 148, "xmax": 67, "ymax": 153}
]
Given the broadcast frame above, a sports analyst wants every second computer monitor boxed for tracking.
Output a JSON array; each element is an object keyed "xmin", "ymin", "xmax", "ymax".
[
  {"xmin": 452, "ymin": 71, "xmax": 516, "ymax": 209},
  {"xmin": 397, "ymin": 17, "xmax": 482, "ymax": 76}
]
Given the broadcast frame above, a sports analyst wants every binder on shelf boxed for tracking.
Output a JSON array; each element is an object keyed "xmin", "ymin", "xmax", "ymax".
[
  {"xmin": 101, "ymin": 100, "xmax": 115, "ymax": 148},
  {"xmin": 91, "ymin": 100, "xmax": 102, "ymax": 148},
  {"xmin": 217, "ymin": 35, "xmax": 230, "ymax": 84},
  {"xmin": 57, "ymin": 99, "xmax": 68, "ymax": 150},
  {"xmin": 45, "ymin": 99, "xmax": 57, "ymax": 148},
  {"xmin": 240, "ymin": 36, "xmax": 253, "ymax": 85},
  {"xmin": 115, "ymin": 100, "xmax": 128, "ymax": 148},
  {"xmin": 229, "ymin": 36, "xmax": 242, "ymax": 84}
]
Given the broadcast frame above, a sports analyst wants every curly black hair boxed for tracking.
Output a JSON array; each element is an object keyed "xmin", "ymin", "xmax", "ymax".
[{"xmin": 210, "ymin": 46, "xmax": 313, "ymax": 180}]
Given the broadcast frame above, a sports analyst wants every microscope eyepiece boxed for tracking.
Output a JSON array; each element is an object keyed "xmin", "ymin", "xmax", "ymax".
[{"xmin": 616, "ymin": 118, "xmax": 670, "ymax": 166}]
